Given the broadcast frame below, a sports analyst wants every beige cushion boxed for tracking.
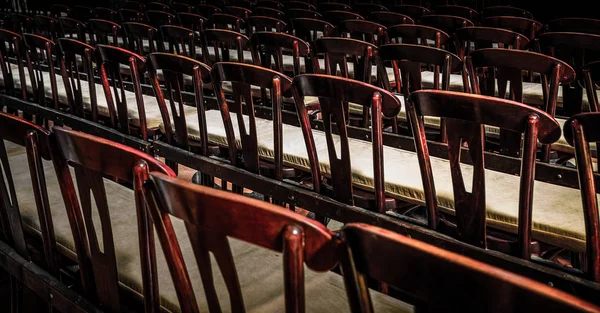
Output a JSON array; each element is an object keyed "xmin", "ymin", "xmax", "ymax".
[
  {"xmin": 181, "ymin": 109, "xmax": 592, "ymax": 252},
  {"xmin": 7, "ymin": 152, "xmax": 409, "ymax": 313}
]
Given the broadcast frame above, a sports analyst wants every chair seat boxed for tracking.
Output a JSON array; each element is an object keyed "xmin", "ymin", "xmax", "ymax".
[
  {"xmin": 181, "ymin": 110, "xmax": 591, "ymax": 252},
  {"xmin": 8, "ymin": 152, "xmax": 408, "ymax": 313}
]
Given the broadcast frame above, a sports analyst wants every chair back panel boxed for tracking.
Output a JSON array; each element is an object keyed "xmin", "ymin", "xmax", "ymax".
[
  {"xmin": 58, "ymin": 38, "xmax": 97, "ymax": 120},
  {"xmin": 23, "ymin": 33, "xmax": 59, "ymax": 109},
  {"xmin": 0, "ymin": 29, "xmax": 26, "ymax": 99}
]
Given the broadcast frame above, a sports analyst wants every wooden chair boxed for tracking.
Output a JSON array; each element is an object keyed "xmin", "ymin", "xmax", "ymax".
[
  {"xmin": 466, "ymin": 48, "xmax": 575, "ymax": 160},
  {"xmin": 387, "ymin": 24, "xmax": 450, "ymax": 48},
  {"xmin": 145, "ymin": 10, "xmax": 175, "ymax": 27},
  {"xmin": 290, "ymin": 18, "xmax": 334, "ymax": 44},
  {"xmin": 96, "ymin": 44, "xmax": 152, "ymax": 139},
  {"xmin": 70, "ymin": 5, "xmax": 94, "ymax": 22},
  {"xmin": 201, "ymin": 29, "xmax": 250, "ymax": 66},
  {"xmin": 141, "ymin": 171, "xmax": 337, "ymax": 313},
  {"xmin": 482, "ymin": 5, "xmax": 533, "ymax": 19},
  {"xmin": 50, "ymin": 4, "xmax": 70, "ymax": 18},
  {"xmin": 564, "ymin": 112, "xmax": 600, "ymax": 282},
  {"xmin": 338, "ymin": 20, "xmax": 387, "ymax": 46},
  {"xmin": 212, "ymin": 62, "xmax": 301, "ymax": 200},
  {"xmin": 434, "ymin": 5, "xmax": 478, "ymax": 22},
  {"xmin": 257, "ymin": 0, "xmax": 285, "ymax": 10},
  {"xmin": 94, "ymin": 7, "xmax": 119, "ymax": 22},
  {"xmin": 88, "ymin": 19, "xmax": 122, "ymax": 47},
  {"xmin": 22, "ymin": 33, "xmax": 59, "ymax": 110},
  {"xmin": 147, "ymin": 52, "xmax": 215, "ymax": 178},
  {"xmin": 291, "ymin": 74, "xmax": 402, "ymax": 213},
  {"xmin": 288, "ymin": 9, "xmax": 322, "ymax": 19},
  {"xmin": 537, "ymin": 32, "xmax": 600, "ymax": 116},
  {"xmin": 119, "ymin": 8, "xmax": 145, "ymax": 23},
  {"xmin": 322, "ymin": 10, "xmax": 363, "ymax": 27},
  {"xmin": 160, "ymin": 25, "xmax": 198, "ymax": 59},
  {"xmin": 319, "ymin": 2, "xmax": 352, "ymax": 12},
  {"xmin": 353, "ymin": 3, "xmax": 389, "ymax": 19},
  {"xmin": 483, "ymin": 16, "xmax": 543, "ymax": 40},
  {"xmin": 378, "ymin": 43, "xmax": 462, "ymax": 137},
  {"xmin": 195, "ymin": 4, "xmax": 222, "ymax": 19},
  {"xmin": 178, "ymin": 12, "xmax": 207, "ymax": 32},
  {"xmin": 0, "ymin": 29, "xmax": 26, "ymax": 100},
  {"xmin": 58, "ymin": 17, "xmax": 88, "ymax": 43},
  {"xmin": 581, "ymin": 61, "xmax": 600, "ymax": 112},
  {"xmin": 250, "ymin": 31, "xmax": 310, "ymax": 76},
  {"xmin": 172, "ymin": 2, "xmax": 194, "ymax": 13},
  {"xmin": 0, "ymin": 112, "xmax": 60, "ymax": 312},
  {"xmin": 287, "ymin": 1, "xmax": 316, "ymax": 11},
  {"xmin": 547, "ymin": 18, "xmax": 600, "ymax": 35},
  {"xmin": 229, "ymin": 0, "xmax": 255, "ymax": 10},
  {"xmin": 455, "ymin": 26, "xmax": 530, "ymax": 60},
  {"xmin": 247, "ymin": 16, "xmax": 287, "ymax": 35},
  {"xmin": 58, "ymin": 38, "xmax": 98, "ymax": 120},
  {"xmin": 340, "ymin": 223, "xmax": 600, "ymax": 312},
  {"xmin": 50, "ymin": 126, "xmax": 176, "ymax": 312},
  {"xmin": 406, "ymin": 89, "xmax": 561, "ymax": 259},
  {"xmin": 147, "ymin": 1, "xmax": 170, "ymax": 12},
  {"xmin": 207, "ymin": 13, "xmax": 246, "ymax": 32},
  {"xmin": 121, "ymin": 0, "xmax": 145, "ymax": 12},
  {"xmin": 391, "ymin": 4, "xmax": 430, "ymax": 20},
  {"xmin": 253, "ymin": 7, "xmax": 286, "ymax": 20},
  {"xmin": 224, "ymin": 6, "xmax": 252, "ymax": 20},
  {"xmin": 33, "ymin": 15, "xmax": 60, "ymax": 41},
  {"xmin": 420, "ymin": 14, "xmax": 473, "ymax": 53},
  {"xmin": 369, "ymin": 11, "xmax": 414, "ymax": 27},
  {"xmin": 123, "ymin": 22, "xmax": 159, "ymax": 55},
  {"xmin": 10, "ymin": 13, "xmax": 33, "ymax": 34}
]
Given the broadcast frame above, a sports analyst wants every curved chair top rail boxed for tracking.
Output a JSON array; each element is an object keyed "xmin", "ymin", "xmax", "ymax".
[
  {"xmin": 89, "ymin": 18, "xmax": 122, "ymax": 33},
  {"xmin": 391, "ymin": 4, "xmax": 431, "ymax": 18},
  {"xmin": 292, "ymin": 74, "xmax": 401, "ymax": 118},
  {"xmin": 0, "ymin": 111, "xmax": 51, "ymax": 160},
  {"xmin": 420, "ymin": 14, "xmax": 475, "ymax": 30},
  {"xmin": 434, "ymin": 5, "xmax": 478, "ymax": 21},
  {"xmin": 312, "ymin": 37, "xmax": 378, "ymax": 56},
  {"xmin": 287, "ymin": 8, "xmax": 322, "ymax": 19},
  {"xmin": 379, "ymin": 43, "xmax": 462, "ymax": 72},
  {"xmin": 250, "ymin": 31, "xmax": 310, "ymax": 55},
  {"xmin": 482, "ymin": 16, "xmax": 543, "ymax": 35},
  {"xmin": 96, "ymin": 43, "xmax": 147, "ymax": 71},
  {"xmin": 482, "ymin": 5, "xmax": 533, "ymax": 19},
  {"xmin": 369, "ymin": 11, "xmax": 415, "ymax": 26},
  {"xmin": 338, "ymin": 19, "xmax": 387, "ymax": 35},
  {"xmin": 564, "ymin": 113, "xmax": 600, "ymax": 146},
  {"xmin": 253, "ymin": 7, "xmax": 286, "ymax": 20},
  {"xmin": 409, "ymin": 90, "xmax": 561, "ymax": 144},
  {"xmin": 23, "ymin": 33, "xmax": 55, "ymax": 50},
  {"xmin": 455, "ymin": 26, "xmax": 530, "ymax": 49},
  {"xmin": 547, "ymin": 17, "xmax": 600, "ymax": 35},
  {"xmin": 287, "ymin": 1, "xmax": 316, "ymax": 11},
  {"xmin": 468, "ymin": 48, "xmax": 576, "ymax": 84},
  {"xmin": 322, "ymin": 10, "xmax": 364, "ymax": 25},
  {"xmin": 319, "ymin": 2, "xmax": 352, "ymax": 11},
  {"xmin": 387, "ymin": 24, "xmax": 450, "ymax": 44},
  {"xmin": 123, "ymin": 21, "xmax": 158, "ymax": 39},
  {"xmin": 202, "ymin": 28, "xmax": 250, "ymax": 46},
  {"xmin": 537, "ymin": 32, "xmax": 600, "ymax": 52},
  {"xmin": 149, "ymin": 52, "xmax": 211, "ymax": 80},
  {"xmin": 212, "ymin": 61, "xmax": 293, "ymax": 94},
  {"xmin": 58, "ymin": 37, "xmax": 96, "ymax": 57}
]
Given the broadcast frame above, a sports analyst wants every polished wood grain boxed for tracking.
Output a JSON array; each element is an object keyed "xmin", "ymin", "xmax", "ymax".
[{"xmin": 142, "ymin": 171, "xmax": 338, "ymax": 313}]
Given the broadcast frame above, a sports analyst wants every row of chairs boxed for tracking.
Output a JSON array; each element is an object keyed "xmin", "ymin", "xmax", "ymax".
[{"xmin": 1, "ymin": 97, "xmax": 599, "ymax": 312}]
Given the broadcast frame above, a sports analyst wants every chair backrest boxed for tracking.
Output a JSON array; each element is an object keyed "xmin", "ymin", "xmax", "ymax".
[
  {"xmin": 547, "ymin": 18, "xmax": 600, "ymax": 35},
  {"xmin": 58, "ymin": 17, "xmax": 87, "ymax": 43},
  {"xmin": 33, "ymin": 15, "xmax": 60, "ymax": 41},
  {"xmin": 288, "ymin": 8, "xmax": 321, "ymax": 19},
  {"xmin": 208, "ymin": 12, "xmax": 246, "ymax": 32},
  {"xmin": 50, "ymin": 4, "xmax": 70, "ymax": 18},
  {"xmin": 23, "ymin": 33, "xmax": 59, "ymax": 109},
  {"xmin": 292, "ymin": 74, "xmax": 401, "ymax": 213},
  {"xmin": 94, "ymin": 7, "xmax": 119, "ymax": 22},
  {"xmin": 312, "ymin": 37, "xmax": 378, "ymax": 85},
  {"xmin": 370, "ymin": 11, "xmax": 414, "ymax": 27},
  {"xmin": 466, "ymin": 48, "xmax": 575, "ymax": 160},
  {"xmin": 195, "ymin": 4, "xmax": 222, "ymax": 19},
  {"xmin": 319, "ymin": 2, "xmax": 352, "ymax": 12},
  {"xmin": 250, "ymin": 31, "xmax": 310, "ymax": 76},
  {"xmin": 119, "ymin": 8, "xmax": 145, "ymax": 22},
  {"xmin": 178, "ymin": 12, "xmax": 207, "ymax": 32},
  {"xmin": 287, "ymin": 1, "xmax": 316, "ymax": 11},
  {"xmin": 290, "ymin": 18, "xmax": 334, "ymax": 43},
  {"xmin": 230, "ymin": 0, "xmax": 255, "ymax": 9},
  {"xmin": 253, "ymin": 7, "xmax": 286, "ymax": 20},
  {"xmin": 96, "ymin": 44, "xmax": 150, "ymax": 139},
  {"xmin": 420, "ymin": 14, "xmax": 473, "ymax": 52},
  {"xmin": 172, "ymin": 2, "xmax": 194, "ymax": 13},
  {"xmin": 387, "ymin": 24, "xmax": 449, "ymax": 49},
  {"xmin": 224, "ymin": 5, "xmax": 252, "ymax": 20},
  {"xmin": 582, "ymin": 61, "xmax": 600, "ymax": 112},
  {"xmin": 146, "ymin": 9, "xmax": 175, "ymax": 27},
  {"xmin": 407, "ymin": 90, "xmax": 561, "ymax": 258},
  {"xmin": 564, "ymin": 112, "xmax": 600, "ymax": 282},
  {"xmin": 121, "ymin": 0, "xmax": 145, "ymax": 12},
  {"xmin": 322, "ymin": 10, "xmax": 363, "ymax": 27},
  {"xmin": 123, "ymin": 22, "xmax": 158, "ymax": 55},
  {"xmin": 0, "ymin": 29, "xmax": 27, "ymax": 99},
  {"xmin": 455, "ymin": 26, "xmax": 529, "ymax": 59},
  {"xmin": 141, "ymin": 171, "xmax": 337, "ymax": 313},
  {"xmin": 340, "ymin": 223, "xmax": 600, "ymax": 313},
  {"xmin": 353, "ymin": 3, "xmax": 389, "ymax": 20},
  {"xmin": 338, "ymin": 20, "xmax": 387, "ymax": 46},
  {"xmin": 434, "ymin": 5, "xmax": 478, "ymax": 22},
  {"xmin": 201, "ymin": 29, "xmax": 250, "ymax": 66},
  {"xmin": 482, "ymin": 5, "xmax": 533, "ymax": 19},
  {"xmin": 50, "ymin": 126, "xmax": 175, "ymax": 312},
  {"xmin": 212, "ymin": 62, "xmax": 293, "ymax": 181},
  {"xmin": 58, "ymin": 38, "xmax": 97, "ymax": 120},
  {"xmin": 10, "ymin": 13, "xmax": 34, "ymax": 34},
  {"xmin": 0, "ymin": 112, "xmax": 58, "ymax": 275},
  {"xmin": 257, "ymin": 0, "xmax": 285, "ymax": 10},
  {"xmin": 247, "ymin": 16, "xmax": 287, "ymax": 35},
  {"xmin": 148, "ymin": 52, "xmax": 211, "ymax": 150},
  {"xmin": 147, "ymin": 1, "xmax": 170, "ymax": 12},
  {"xmin": 483, "ymin": 16, "xmax": 543, "ymax": 40},
  {"xmin": 391, "ymin": 4, "xmax": 430, "ymax": 20},
  {"xmin": 88, "ymin": 19, "xmax": 121, "ymax": 46},
  {"xmin": 160, "ymin": 25, "xmax": 198, "ymax": 59},
  {"xmin": 71, "ymin": 5, "xmax": 94, "ymax": 21}
]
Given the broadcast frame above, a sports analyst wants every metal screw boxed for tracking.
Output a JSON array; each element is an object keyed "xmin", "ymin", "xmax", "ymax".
[
  {"xmin": 557, "ymin": 174, "xmax": 562, "ymax": 179},
  {"xmin": 548, "ymin": 281, "xmax": 554, "ymax": 287}
]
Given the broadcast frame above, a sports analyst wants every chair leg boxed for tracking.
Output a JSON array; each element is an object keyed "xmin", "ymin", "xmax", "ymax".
[{"xmin": 10, "ymin": 276, "xmax": 22, "ymax": 313}]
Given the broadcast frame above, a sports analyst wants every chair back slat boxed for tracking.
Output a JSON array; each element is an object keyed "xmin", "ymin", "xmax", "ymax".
[
  {"xmin": 58, "ymin": 38, "xmax": 97, "ymax": 120},
  {"xmin": 89, "ymin": 19, "xmax": 121, "ymax": 46},
  {"xmin": 202, "ymin": 29, "xmax": 250, "ymax": 66},
  {"xmin": 123, "ymin": 21, "xmax": 158, "ymax": 55},
  {"xmin": 250, "ymin": 31, "xmax": 310, "ymax": 76},
  {"xmin": 290, "ymin": 18, "xmax": 334, "ymax": 44},
  {"xmin": 0, "ymin": 29, "xmax": 26, "ymax": 99},
  {"xmin": 23, "ymin": 33, "xmax": 59, "ymax": 109}
]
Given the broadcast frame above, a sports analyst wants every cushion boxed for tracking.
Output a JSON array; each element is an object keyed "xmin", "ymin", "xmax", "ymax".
[
  {"xmin": 182, "ymin": 109, "xmax": 592, "ymax": 252},
  {"xmin": 7, "ymin": 152, "xmax": 409, "ymax": 313}
]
